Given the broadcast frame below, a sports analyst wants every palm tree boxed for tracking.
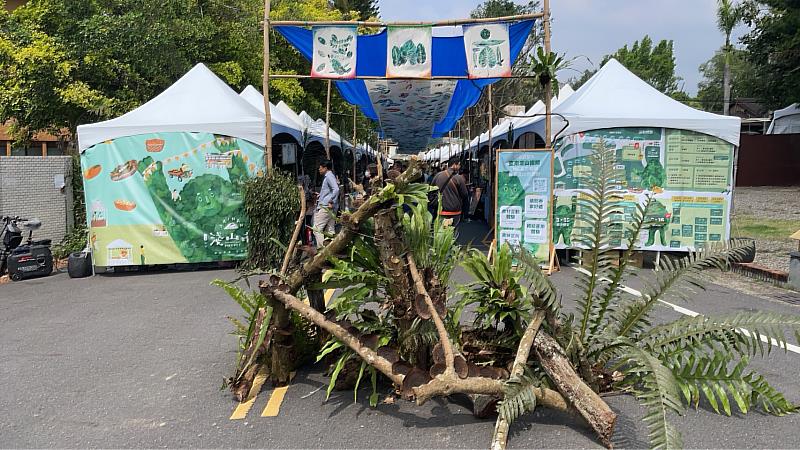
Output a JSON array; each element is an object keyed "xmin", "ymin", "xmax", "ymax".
[{"xmin": 717, "ymin": 0, "xmax": 743, "ymax": 115}]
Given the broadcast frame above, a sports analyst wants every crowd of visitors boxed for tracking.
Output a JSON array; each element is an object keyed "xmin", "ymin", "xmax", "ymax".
[{"xmin": 302, "ymin": 156, "xmax": 478, "ymax": 248}]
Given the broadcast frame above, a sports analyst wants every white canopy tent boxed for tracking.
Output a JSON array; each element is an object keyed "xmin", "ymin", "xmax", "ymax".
[
  {"xmin": 767, "ymin": 103, "xmax": 800, "ymax": 134},
  {"xmin": 239, "ymin": 85, "xmax": 305, "ymax": 143},
  {"xmin": 468, "ymin": 86, "xmax": 574, "ymax": 152},
  {"xmin": 514, "ymin": 59, "xmax": 741, "ymax": 146},
  {"xmin": 78, "ymin": 64, "xmax": 265, "ymax": 152}
]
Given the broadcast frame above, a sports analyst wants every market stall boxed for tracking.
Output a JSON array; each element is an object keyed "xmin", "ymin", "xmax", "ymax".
[{"xmin": 76, "ymin": 64, "xmax": 268, "ymax": 268}]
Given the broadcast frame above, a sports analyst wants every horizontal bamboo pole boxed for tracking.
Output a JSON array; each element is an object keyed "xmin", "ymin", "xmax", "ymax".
[
  {"xmin": 269, "ymin": 13, "xmax": 543, "ymax": 28},
  {"xmin": 268, "ymin": 74, "xmax": 543, "ymax": 80}
]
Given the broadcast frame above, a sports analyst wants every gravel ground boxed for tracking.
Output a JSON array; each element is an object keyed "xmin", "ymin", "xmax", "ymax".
[{"xmin": 732, "ymin": 186, "xmax": 800, "ymax": 272}]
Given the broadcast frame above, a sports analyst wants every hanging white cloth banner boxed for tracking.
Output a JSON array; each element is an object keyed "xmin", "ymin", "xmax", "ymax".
[
  {"xmin": 311, "ymin": 26, "xmax": 357, "ymax": 79},
  {"xmin": 463, "ymin": 23, "xmax": 511, "ymax": 79},
  {"xmin": 386, "ymin": 26, "xmax": 432, "ymax": 79}
]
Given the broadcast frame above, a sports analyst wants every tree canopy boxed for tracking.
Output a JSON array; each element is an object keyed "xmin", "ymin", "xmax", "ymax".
[
  {"xmin": 330, "ymin": 0, "xmax": 378, "ymax": 21},
  {"xmin": 740, "ymin": 0, "xmax": 800, "ymax": 108},
  {"xmin": 601, "ymin": 35, "xmax": 681, "ymax": 94},
  {"xmin": 0, "ymin": 0, "xmax": 379, "ymax": 150},
  {"xmin": 696, "ymin": 48, "xmax": 758, "ymax": 113}
]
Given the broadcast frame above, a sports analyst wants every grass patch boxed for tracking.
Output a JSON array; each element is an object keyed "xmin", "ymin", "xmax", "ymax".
[{"xmin": 731, "ymin": 215, "xmax": 800, "ymax": 241}]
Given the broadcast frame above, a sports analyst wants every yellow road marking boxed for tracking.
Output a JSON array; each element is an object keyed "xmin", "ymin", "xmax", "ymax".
[
  {"xmin": 324, "ymin": 289, "xmax": 335, "ymax": 306},
  {"xmin": 261, "ymin": 372, "xmax": 296, "ymax": 417},
  {"xmin": 229, "ymin": 366, "xmax": 269, "ymax": 420}
]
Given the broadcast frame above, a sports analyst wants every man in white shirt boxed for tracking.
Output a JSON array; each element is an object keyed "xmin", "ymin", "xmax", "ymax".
[{"xmin": 313, "ymin": 159, "xmax": 339, "ymax": 248}]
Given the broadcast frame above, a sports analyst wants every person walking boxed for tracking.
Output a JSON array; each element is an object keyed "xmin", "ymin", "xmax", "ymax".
[
  {"xmin": 313, "ymin": 159, "xmax": 339, "ymax": 248},
  {"xmin": 432, "ymin": 158, "xmax": 469, "ymax": 227}
]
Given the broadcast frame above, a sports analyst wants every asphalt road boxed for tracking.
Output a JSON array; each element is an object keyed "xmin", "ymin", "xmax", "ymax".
[{"xmin": 1, "ymin": 257, "xmax": 800, "ymax": 448}]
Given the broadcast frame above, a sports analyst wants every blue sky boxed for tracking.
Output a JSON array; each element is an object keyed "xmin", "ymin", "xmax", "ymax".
[{"xmin": 378, "ymin": 0, "xmax": 750, "ymax": 95}]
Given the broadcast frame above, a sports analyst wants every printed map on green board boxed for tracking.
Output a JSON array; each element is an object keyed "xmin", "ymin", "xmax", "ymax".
[
  {"xmin": 81, "ymin": 132, "xmax": 265, "ymax": 266},
  {"xmin": 551, "ymin": 127, "xmax": 734, "ymax": 252}
]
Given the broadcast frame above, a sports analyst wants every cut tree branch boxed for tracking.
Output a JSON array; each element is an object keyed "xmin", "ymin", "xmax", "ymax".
[
  {"xmin": 279, "ymin": 159, "xmax": 422, "ymax": 294},
  {"xmin": 407, "ymin": 254, "xmax": 454, "ymax": 373},
  {"xmin": 264, "ymin": 287, "xmax": 404, "ymax": 386},
  {"xmin": 491, "ymin": 310, "xmax": 546, "ymax": 450}
]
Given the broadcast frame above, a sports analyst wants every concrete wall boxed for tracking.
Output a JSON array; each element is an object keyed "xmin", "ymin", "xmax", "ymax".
[{"xmin": 0, "ymin": 156, "xmax": 74, "ymax": 242}]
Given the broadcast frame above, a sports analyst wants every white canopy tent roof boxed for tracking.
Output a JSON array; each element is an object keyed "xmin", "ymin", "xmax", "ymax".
[
  {"xmin": 239, "ymin": 85, "xmax": 304, "ymax": 142},
  {"xmin": 78, "ymin": 64, "xmax": 265, "ymax": 152},
  {"xmin": 767, "ymin": 103, "xmax": 800, "ymax": 134},
  {"xmin": 515, "ymin": 59, "xmax": 741, "ymax": 146},
  {"xmin": 468, "ymin": 86, "xmax": 574, "ymax": 152}
]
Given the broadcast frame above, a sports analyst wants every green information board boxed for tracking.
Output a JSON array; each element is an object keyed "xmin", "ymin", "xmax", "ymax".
[
  {"xmin": 81, "ymin": 132, "xmax": 265, "ymax": 267},
  {"xmin": 495, "ymin": 150, "xmax": 552, "ymax": 262},
  {"xmin": 551, "ymin": 127, "xmax": 734, "ymax": 252}
]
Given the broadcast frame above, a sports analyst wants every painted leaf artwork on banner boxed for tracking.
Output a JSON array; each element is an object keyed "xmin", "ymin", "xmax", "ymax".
[
  {"xmin": 81, "ymin": 132, "xmax": 265, "ymax": 267},
  {"xmin": 365, "ymin": 79, "xmax": 456, "ymax": 150},
  {"xmin": 311, "ymin": 26, "xmax": 357, "ymax": 79},
  {"xmin": 463, "ymin": 23, "xmax": 511, "ymax": 78},
  {"xmin": 386, "ymin": 26, "xmax": 432, "ymax": 78}
]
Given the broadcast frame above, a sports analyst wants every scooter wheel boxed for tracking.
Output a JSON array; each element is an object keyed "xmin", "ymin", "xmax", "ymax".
[{"xmin": 10, "ymin": 272, "xmax": 22, "ymax": 281}]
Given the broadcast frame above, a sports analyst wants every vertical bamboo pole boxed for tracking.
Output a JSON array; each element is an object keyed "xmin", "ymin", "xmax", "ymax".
[
  {"xmin": 488, "ymin": 84, "xmax": 494, "ymax": 232},
  {"xmin": 263, "ymin": 0, "xmax": 273, "ymax": 170},
  {"xmin": 543, "ymin": 0, "xmax": 552, "ymax": 148},
  {"xmin": 543, "ymin": 0, "xmax": 555, "ymax": 271},
  {"xmin": 352, "ymin": 105, "xmax": 357, "ymax": 182},
  {"xmin": 325, "ymin": 79, "xmax": 332, "ymax": 160}
]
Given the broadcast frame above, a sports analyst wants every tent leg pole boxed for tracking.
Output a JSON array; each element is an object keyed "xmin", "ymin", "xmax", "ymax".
[
  {"xmin": 325, "ymin": 79, "xmax": 332, "ymax": 160},
  {"xmin": 263, "ymin": 0, "xmax": 273, "ymax": 171},
  {"xmin": 352, "ymin": 105, "xmax": 357, "ymax": 182}
]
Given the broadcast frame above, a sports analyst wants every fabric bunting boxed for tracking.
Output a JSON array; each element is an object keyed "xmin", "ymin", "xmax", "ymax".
[
  {"xmin": 275, "ymin": 19, "xmax": 535, "ymax": 153},
  {"xmin": 386, "ymin": 26, "xmax": 432, "ymax": 79},
  {"xmin": 311, "ymin": 26, "xmax": 357, "ymax": 79},
  {"xmin": 463, "ymin": 23, "xmax": 511, "ymax": 79}
]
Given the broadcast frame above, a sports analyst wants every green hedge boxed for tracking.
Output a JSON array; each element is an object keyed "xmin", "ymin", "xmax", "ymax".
[{"xmin": 242, "ymin": 169, "xmax": 300, "ymax": 270}]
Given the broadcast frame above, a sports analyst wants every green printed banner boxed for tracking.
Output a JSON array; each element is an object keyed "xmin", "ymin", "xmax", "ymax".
[
  {"xmin": 495, "ymin": 150, "xmax": 552, "ymax": 262},
  {"xmin": 551, "ymin": 127, "xmax": 734, "ymax": 252},
  {"xmin": 80, "ymin": 132, "xmax": 265, "ymax": 267}
]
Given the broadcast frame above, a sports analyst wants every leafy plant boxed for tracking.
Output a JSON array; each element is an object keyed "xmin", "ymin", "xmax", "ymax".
[
  {"xmin": 529, "ymin": 47, "xmax": 567, "ymax": 97},
  {"xmin": 242, "ymin": 169, "xmax": 300, "ymax": 270},
  {"xmin": 554, "ymin": 143, "xmax": 800, "ymax": 448}
]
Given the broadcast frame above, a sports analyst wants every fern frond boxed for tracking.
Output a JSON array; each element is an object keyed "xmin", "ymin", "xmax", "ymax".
[
  {"xmin": 744, "ymin": 371, "xmax": 798, "ymax": 415},
  {"xmin": 574, "ymin": 140, "xmax": 625, "ymax": 343},
  {"xmin": 497, "ymin": 373, "xmax": 540, "ymax": 424},
  {"xmin": 227, "ymin": 315, "xmax": 249, "ymax": 337},
  {"xmin": 616, "ymin": 342, "xmax": 684, "ymax": 450},
  {"xmin": 588, "ymin": 196, "xmax": 653, "ymax": 339},
  {"xmin": 516, "ymin": 247, "xmax": 560, "ymax": 317},
  {"xmin": 641, "ymin": 311, "xmax": 800, "ymax": 359},
  {"xmin": 613, "ymin": 243, "xmax": 749, "ymax": 340},
  {"xmin": 669, "ymin": 351, "xmax": 751, "ymax": 415}
]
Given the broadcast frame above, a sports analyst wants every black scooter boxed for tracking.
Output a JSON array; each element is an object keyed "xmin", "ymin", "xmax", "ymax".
[{"xmin": 1, "ymin": 216, "xmax": 53, "ymax": 281}]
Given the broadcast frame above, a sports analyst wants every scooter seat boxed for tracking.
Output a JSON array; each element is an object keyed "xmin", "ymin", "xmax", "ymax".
[
  {"xmin": 22, "ymin": 219, "xmax": 42, "ymax": 230},
  {"xmin": 32, "ymin": 239, "xmax": 51, "ymax": 246}
]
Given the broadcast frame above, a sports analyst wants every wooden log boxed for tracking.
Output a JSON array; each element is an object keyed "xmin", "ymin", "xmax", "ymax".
[{"xmin": 533, "ymin": 331, "xmax": 616, "ymax": 447}]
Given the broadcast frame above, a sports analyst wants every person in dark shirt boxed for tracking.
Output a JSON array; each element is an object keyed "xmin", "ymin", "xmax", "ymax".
[{"xmin": 432, "ymin": 158, "xmax": 469, "ymax": 227}]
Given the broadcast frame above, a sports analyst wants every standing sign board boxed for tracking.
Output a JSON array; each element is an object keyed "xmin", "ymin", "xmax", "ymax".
[
  {"xmin": 495, "ymin": 149, "xmax": 553, "ymax": 264},
  {"xmin": 552, "ymin": 128, "xmax": 734, "ymax": 251}
]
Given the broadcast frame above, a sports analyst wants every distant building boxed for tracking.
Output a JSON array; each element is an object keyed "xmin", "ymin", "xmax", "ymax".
[
  {"xmin": 5, "ymin": 0, "xmax": 26, "ymax": 11},
  {"xmin": 0, "ymin": 125, "xmax": 68, "ymax": 157},
  {"xmin": 730, "ymin": 98, "xmax": 770, "ymax": 135}
]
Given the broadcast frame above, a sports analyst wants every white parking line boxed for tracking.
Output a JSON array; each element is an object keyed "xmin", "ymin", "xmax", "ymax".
[{"xmin": 573, "ymin": 267, "xmax": 800, "ymax": 355}]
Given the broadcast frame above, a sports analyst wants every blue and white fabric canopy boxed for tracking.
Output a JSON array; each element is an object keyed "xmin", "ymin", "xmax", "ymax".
[{"xmin": 275, "ymin": 20, "xmax": 535, "ymax": 153}]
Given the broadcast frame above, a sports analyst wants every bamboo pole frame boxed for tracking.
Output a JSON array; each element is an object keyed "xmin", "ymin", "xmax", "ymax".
[
  {"xmin": 352, "ymin": 105, "xmax": 357, "ymax": 182},
  {"xmin": 263, "ymin": 0, "xmax": 273, "ymax": 170},
  {"xmin": 269, "ymin": 12, "xmax": 543, "ymax": 28},
  {"xmin": 325, "ymin": 79, "xmax": 332, "ymax": 160}
]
